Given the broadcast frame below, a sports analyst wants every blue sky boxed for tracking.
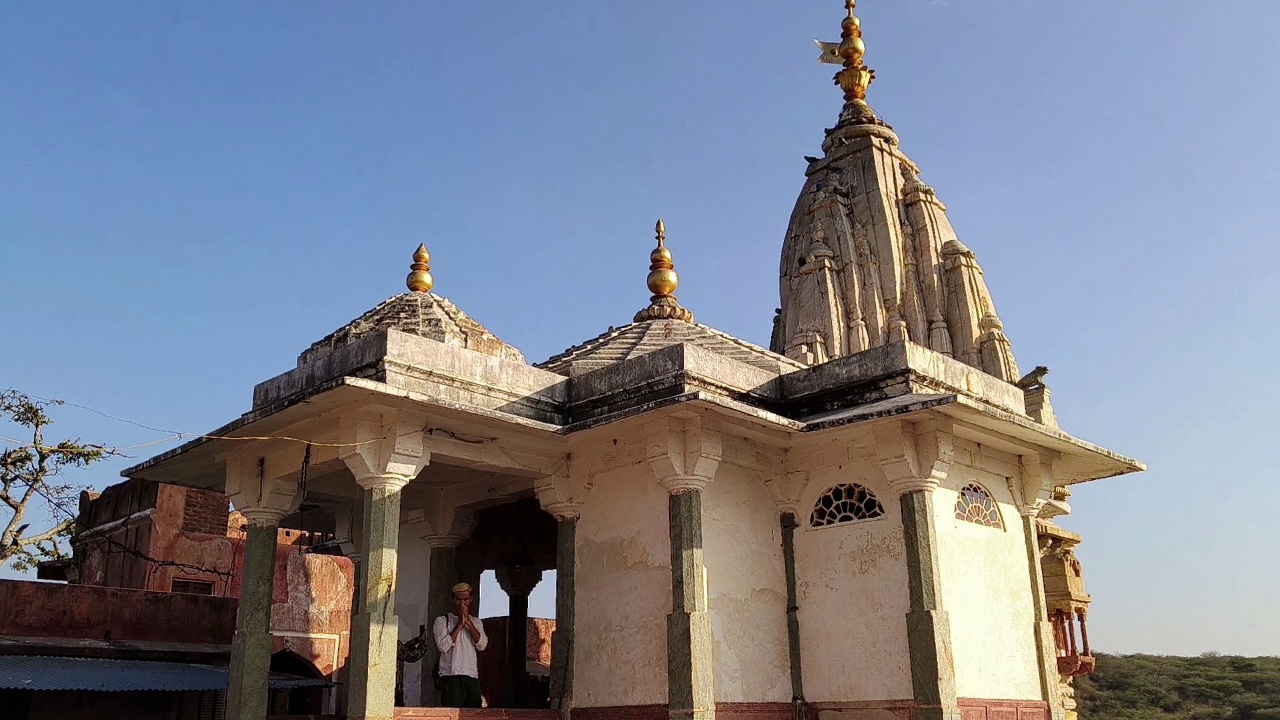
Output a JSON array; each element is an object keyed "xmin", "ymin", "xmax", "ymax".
[{"xmin": 2, "ymin": 1, "xmax": 1277, "ymax": 656}]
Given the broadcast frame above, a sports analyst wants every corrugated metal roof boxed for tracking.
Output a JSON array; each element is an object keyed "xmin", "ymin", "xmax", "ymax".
[{"xmin": 0, "ymin": 656, "xmax": 332, "ymax": 692}]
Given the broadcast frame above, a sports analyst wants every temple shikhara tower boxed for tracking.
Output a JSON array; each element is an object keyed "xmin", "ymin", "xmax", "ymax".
[{"xmin": 120, "ymin": 3, "xmax": 1142, "ymax": 720}]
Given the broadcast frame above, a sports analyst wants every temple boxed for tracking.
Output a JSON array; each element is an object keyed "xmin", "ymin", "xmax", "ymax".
[{"xmin": 118, "ymin": 3, "xmax": 1142, "ymax": 720}]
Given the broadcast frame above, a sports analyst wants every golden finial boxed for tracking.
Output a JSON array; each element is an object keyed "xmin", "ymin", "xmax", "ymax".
[
  {"xmin": 817, "ymin": 0, "xmax": 876, "ymax": 105},
  {"xmin": 634, "ymin": 218, "xmax": 694, "ymax": 323},
  {"xmin": 406, "ymin": 243, "xmax": 434, "ymax": 293},
  {"xmin": 648, "ymin": 219, "xmax": 676, "ymax": 296}
]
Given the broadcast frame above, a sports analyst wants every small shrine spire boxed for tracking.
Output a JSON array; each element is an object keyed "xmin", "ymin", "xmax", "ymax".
[
  {"xmin": 406, "ymin": 243, "xmax": 434, "ymax": 293},
  {"xmin": 634, "ymin": 219, "xmax": 694, "ymax": 323}
]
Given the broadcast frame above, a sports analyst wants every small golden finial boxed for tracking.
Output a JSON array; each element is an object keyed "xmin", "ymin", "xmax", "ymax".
[
  {"xmin": 817, "ymin": 0, "xmax": 876, "ymax": 105},
  {"xmin": 406, "ymin": 243, "xmax": 434, "ymax": 293},
  {"xmin": 635, "ymin": 218, "xmax": 694, "ymax": 323},
  {"xmin": 648, "ymin": 219, "xmax": 676, "ymax": 297}
]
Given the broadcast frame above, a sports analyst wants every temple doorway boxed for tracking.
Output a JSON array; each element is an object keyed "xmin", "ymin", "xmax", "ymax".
[{"xmin": 454, "ymin": 496, "xmax": 558, "ymax": 709}]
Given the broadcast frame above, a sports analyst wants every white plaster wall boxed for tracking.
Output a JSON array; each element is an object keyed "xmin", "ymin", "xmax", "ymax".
[
  {"xmin": 395, "ymin": 532, "xmax": 432, "ymax": 707},
  {"xmin": 703, "ymin": 462, "xmax": 791, "ymax": 703},
  {"xmin": 793, "ymin": 446, "xmax": 913, "ymax": 703},
  {"xmin": 934, "ymin": 443, "xmax": 1040, "ymax": 701},
  {"xmin": 574, "ymin": 462, "xmax": 671, "ymax": 707}
]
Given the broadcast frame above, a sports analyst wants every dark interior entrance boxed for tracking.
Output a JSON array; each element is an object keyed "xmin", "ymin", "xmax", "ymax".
[{"xmin": 455, "ymin": 496, "xmax": 558, "ymax": 709}]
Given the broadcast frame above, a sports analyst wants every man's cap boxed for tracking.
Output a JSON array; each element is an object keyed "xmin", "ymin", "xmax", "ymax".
[{"xmin": 451, "ymin": 582, "xmax": 472, "ymax": 595}]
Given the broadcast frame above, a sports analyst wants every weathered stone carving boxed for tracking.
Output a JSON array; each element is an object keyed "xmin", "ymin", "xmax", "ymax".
[{"xmin": 776, "ymin": 109, "xmax": 1021, "ymax": 385}]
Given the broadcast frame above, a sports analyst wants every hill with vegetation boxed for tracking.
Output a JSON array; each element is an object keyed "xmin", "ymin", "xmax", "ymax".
[{"xmin": 1078, "ymin": 653, "xmax": 1280, "ymax": 719}]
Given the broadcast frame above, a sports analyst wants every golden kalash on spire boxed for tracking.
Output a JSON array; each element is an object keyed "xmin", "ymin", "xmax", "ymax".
[
  {"xmin": 634, "ymin": 219, "xmax": 694, "ymax": 323},
  {"xmin": 406, "ymin": 243, "xmax": 434, "ymax": 293},
  {"xmin": 815, "ymin": 0, "xmax": 881, "ymax": 126}
]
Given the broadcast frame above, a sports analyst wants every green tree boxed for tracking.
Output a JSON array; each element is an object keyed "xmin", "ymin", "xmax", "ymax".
[
  {"xmin": 1079, "ymin": 654, "xmax": 1280, "ymax": 720},
  {"xmin": 0, "ymin": 389, "xmax": 107, "ymax": 571}
]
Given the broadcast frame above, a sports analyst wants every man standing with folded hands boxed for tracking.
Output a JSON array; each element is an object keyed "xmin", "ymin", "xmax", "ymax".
[{"xmin": 433, "ymin": 582, "xmax": 488, "ymax": 708}]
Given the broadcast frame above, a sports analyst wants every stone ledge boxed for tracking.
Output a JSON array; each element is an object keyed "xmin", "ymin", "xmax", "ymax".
[
  {"xmin": 253, "ymin": 329, "xmax": 568, "ymax": 421},
  {"xmin": 781, "ymin": 341, "xmax": 1027, "ymax": 419}
]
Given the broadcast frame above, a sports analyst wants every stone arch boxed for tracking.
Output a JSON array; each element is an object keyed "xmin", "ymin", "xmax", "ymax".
[{"xmin": 269, "ymin": 649, "xmax": 325, "ymax": 716}]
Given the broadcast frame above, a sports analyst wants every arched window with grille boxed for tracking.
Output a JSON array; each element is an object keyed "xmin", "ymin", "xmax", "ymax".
[
  {"xmin": 809, "ymin": 482, "xmax": 885, "ymax": 528},
  {"xmin": 954, "ymin": 483, "xmax": 1003, "ymax": 529}
]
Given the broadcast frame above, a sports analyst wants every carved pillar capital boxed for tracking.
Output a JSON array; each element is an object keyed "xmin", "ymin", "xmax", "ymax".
[
  {"xmin": 339, "ymin": 408, "xmax": 430, "ymax": 488},
  {"xmin": 225, "ymin": 452, "xmax": 302, "ymax": 522},
  {"xmin": 238, "ymin": 507, "xmax": 289, "ymax": 527},
  {"xmin": 418, "ymin": 507, "xmax": 476, "ymax": 549},
  {"xmin": 495, "ymin": 566, "xmax": 544, "ymax": 597},
  {"xmin": 536, "ymin": 458, "xmax": 591, "ymax": 521},
  {"xmin": 646, "ymin": 415, "xmax": 722, "ymax": 494},
  {"xmin": 874, "ymin": 419, "xmax": 953, "ymax": 494},
  {"xmin": 758, "ymin": 443, "xmax": 805, "ymax": 515},
  {"xmin": 1017, "ymin": 452, "xmax": 1058, "ymax": 518}
]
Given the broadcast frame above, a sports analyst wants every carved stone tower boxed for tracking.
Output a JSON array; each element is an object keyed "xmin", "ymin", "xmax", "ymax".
[{"xmin": 773, "ymin": 1, "xmax": 1020, "ymax": 382}]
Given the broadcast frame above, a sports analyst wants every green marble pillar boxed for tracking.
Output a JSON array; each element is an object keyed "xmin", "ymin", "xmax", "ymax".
[
  {"xmin": 348, "ymin": 482, "xmax": 406, "ymax": 720},
  {"xmin": 900, "ymin": 489, "xmax": 961, "ymax": 720},
  {"xmin": 549, "ymin": 516, "xmax": 577, "ymax": 713},
  {"xmin": 667, "ymin": 490, "xmax": 715, "ymax": 720},
  {"xmin": 226, "ymin": 518, "xmax": 280, "ymax": 720}
]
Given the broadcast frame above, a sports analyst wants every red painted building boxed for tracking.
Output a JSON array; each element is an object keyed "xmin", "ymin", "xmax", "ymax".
[{"xmin": 0, "ymin": 479, "xmax": 354, "ymax": 719}]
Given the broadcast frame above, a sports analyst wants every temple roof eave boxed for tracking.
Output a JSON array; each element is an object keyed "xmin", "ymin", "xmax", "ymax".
[
  {"xmin": 796, "ymin": 392, "xmax": 1144, "ymax": 485},
  {"xmin": 120, "ymin": 376, "xmax": 568, "ymax": 491},
  {"xmin": 126, "ymin": 337, "xmax": 1143, "ymax": 489}
]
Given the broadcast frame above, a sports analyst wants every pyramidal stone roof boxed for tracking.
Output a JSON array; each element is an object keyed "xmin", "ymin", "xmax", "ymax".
[
  {"xmin": 540, "ymin": 219, "xmax": 804, "ymax": 377},
  {"xmin": 538, "ymin": 318, "xmax": 804, "ymax": 376},
  {"xmin": 298, "ymin": 291, "xmax": 525, "ymax": 367}
]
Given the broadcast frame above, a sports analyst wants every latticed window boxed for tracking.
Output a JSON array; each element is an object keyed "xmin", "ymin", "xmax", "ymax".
[
  {"xmin": 810, "ymin": 483, "xmax": 885, "ymax": 528},
  {"xmin": 955, "ymin": 483, "xmax": 1003, "ymax": 529}
]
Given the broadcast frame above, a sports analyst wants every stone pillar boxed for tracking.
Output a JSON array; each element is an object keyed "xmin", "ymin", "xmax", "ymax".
[
  {"xmin": 348, "ymin": 478, "xmax": 411, "ymax": 719},
  {"xmin": 1016, "ymin": 457, "xmax": 1068, "ymax": 720},
  {"xmin": 899, "ymin": 488, "xmax": 961, "ymax": 720},
  {"xmin": 419, "ymin": 543, "xmax": 456, "ymax": 706},
  {"xmin": 536, "ymin": 464, "xmax": 589, "ymax": 718},
  {"xmin": 647, "ymin": 415, "xmax": 720, "ymax": 720},
  {"xmin": 1021, "ymin": 512, "xmax": 1066, "ymax": 720},
  {"xmin": 340, "ymin": 410, "xmax": 430, "ymax": 720},
  {"xmin": 779, "ymin": 512, "xmax": 805, "ymax": 706},
  {"xmin": 419, "ymin": 507, "xmax": 477, "ymax": 707},
  {"xmin": 876, "ymin": 421, "xmax": 960, "ymax": 720},
  {"xmin": 226, "ymin": 511, "xmax": 285, "ymax": 720},
  {"xmin": 667, "ymin": 487, "xmax": 714, "ymax": 720},
  {"xmin": 548, "ymin": 512, "xmax": 578, "ymax": 715},
  {"xmin": 222, "ymin": 453, "xmax": 302, "ymax": 720},
  {"xmin": 496, "ymin": 566, "xmax": 543, "ymax": 708}
]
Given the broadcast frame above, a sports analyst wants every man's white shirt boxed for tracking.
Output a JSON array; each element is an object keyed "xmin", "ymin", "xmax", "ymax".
[{"xmin": 433, "ymin": 613, "xmax": 488, "ymax": 678}]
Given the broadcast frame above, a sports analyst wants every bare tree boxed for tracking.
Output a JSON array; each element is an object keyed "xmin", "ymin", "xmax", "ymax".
[{"xmin": 1, "ymin": 389, "xmax": 109, "ymax": 571}]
